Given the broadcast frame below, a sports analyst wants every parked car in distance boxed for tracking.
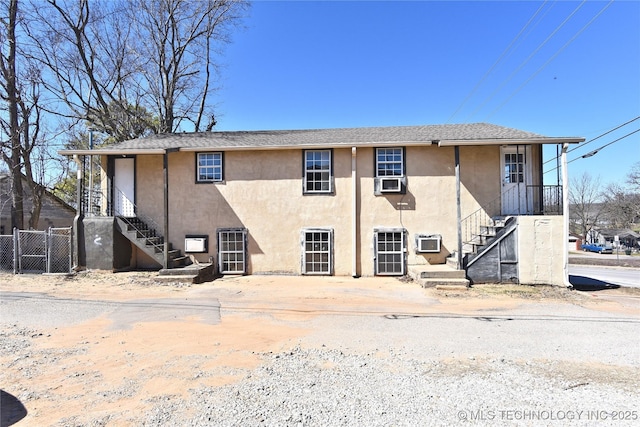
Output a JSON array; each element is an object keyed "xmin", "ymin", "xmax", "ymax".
[{"xmin": 581, "ymin": 243, "xmax": 613, "ymax": 254}]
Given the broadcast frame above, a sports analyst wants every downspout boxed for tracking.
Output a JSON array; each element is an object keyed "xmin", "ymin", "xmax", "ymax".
[
  {"xmin": 351, "ymin": 147, "xmax": 358, "ymax": 277},
  {"xmin": 455, "ymin": 146, "xmax": 462, "ymax": 270},
  {"xmin": 163, "ymin": 150, "xmax": 169, "ymax": 270},
  {"xmin": 561, "ymin": 143, "xmax": 571, "ymax": 288}
]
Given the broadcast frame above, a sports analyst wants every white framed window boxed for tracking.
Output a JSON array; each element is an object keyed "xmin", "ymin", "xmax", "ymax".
[
  {"xmin": 197, "ymin": 152, "xmax": 223, "ymax": 183},
  {"xmin": 503, "ymin": 152, "xmax": 525, "ymax": 184},
  {"xmin": 376, "ymin": 148, "xmax": 404, "ymax": 177},
  {"xmin": 218, "ymin": 228, "xmax": 246, "ymax": 274},
  {"xmin": 301, "ymin": 228, "xmax": 333, "ymax": 275},
  {"xmin": 374, "ymin": 229, "xmax": 405, "ymax": 276},
  {"xmin": 304, "ymin": 150, "xmax": 332, "ymax": 194}
]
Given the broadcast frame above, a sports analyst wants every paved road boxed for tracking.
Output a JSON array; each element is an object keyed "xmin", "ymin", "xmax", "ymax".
[
  {"xmin": 569, "ymin": 265, "xmax": 640, "ymax": 289},
  {"xmin": 0, "ymin": 292, "xmax": 221, "ymax": 328}
]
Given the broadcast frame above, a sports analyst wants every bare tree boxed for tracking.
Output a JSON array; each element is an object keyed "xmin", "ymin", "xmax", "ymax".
[
  {"xmin": 627, "ymin": 161, "xmax": 640, "ymax": 191},
  {"xmin": 1, "ymin": 0, "xmax": 72, "ymax": 229},
  {"xmin": 24, "ymin": 0, "xmax": 156, "ymax": 142},
  {"xmin": 569, "ymin": 172, "xmax": 605, "ymax": 242},
  {"xmin": 25, "ymin": 0, "xmax": 248, "ymax": 139},
  {"xmin": 601, "ymin": 162, "xmax": 640, "ymax": 229},
  {"xmin": 0, "ymin": 0, "xmax": 24, "ymax": 229},
  {"xmin": 129, "ymin": 0, "xmax": 248, "ymax": 133}
]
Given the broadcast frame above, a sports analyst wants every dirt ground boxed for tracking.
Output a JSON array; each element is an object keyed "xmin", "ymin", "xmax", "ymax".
[{"xmin": 1, "ymin": 271, "xmax": 639, "ymax": 426}]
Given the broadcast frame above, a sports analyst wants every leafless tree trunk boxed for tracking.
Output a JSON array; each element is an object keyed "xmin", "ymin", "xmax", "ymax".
[
  {"xmin": 2, "ymin": 0, "xmax": 65, "ymax": 229},
  {"xmin": 0, "ymin": 0, "xmax": 24, "ymax": 229}
]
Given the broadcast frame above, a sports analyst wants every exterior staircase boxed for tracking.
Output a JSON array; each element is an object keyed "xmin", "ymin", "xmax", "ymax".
[
  {"xmin": 461, "ymin": 216, "xmax": 519, "ymax": 284},
  {"xmin": 115, "ymin": 216, "xmax": 189, "ymax": 269},
  {"xmin": 463, "ymin": 216, "xmax": 511, "ymax": 263}
]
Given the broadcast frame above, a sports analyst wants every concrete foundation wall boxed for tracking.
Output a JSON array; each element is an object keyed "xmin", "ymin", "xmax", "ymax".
[
  {"xmin": 517, "ymin": 215, "xmax": 565, "ymax": 286},
  {"xmin": 84, "ymin": 217, "xmax": 132, "ymax": 271}
]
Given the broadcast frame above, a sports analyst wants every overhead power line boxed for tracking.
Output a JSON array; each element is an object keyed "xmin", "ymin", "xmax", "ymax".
[
  {"xmin": 486, "ymin": 0, "xmax": 613, "ymax": 120},
  {"xmin": 446, "ymin": 1, "xmax": 549, "ymax": 123},
  {"xmin": 543, "ymin": 128, "xmax": 640, "ymax": 175},
  {"xmin": 542, "ymin": 115, "xmax": 640, "ymax": 166},
  {"xmin": 469, "ymin": 1, "xmax": 587, "ymax": 122}
]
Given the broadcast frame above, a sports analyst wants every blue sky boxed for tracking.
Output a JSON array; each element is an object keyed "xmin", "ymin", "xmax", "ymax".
[{"xmin": 215, "ymin": 1, "xmax": 640, "ymax": 186}]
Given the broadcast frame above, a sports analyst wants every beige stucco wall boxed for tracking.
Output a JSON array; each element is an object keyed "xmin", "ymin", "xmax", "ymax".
[
  {"xmin": 517, "ymin": 215, "xmax": 565, "ymax": 286},
  {"xmin": 124, "ymin": 145, "xmax": 506, "ymax": 275}
]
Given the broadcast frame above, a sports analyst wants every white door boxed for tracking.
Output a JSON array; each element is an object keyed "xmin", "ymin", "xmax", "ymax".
[
  {"xmin": 113, "ymin": 158, "xmax": 135, "ymax": 216},
  {"xmin": 500, "ymin": 146, "xmax": 532, "ymax": 215}
]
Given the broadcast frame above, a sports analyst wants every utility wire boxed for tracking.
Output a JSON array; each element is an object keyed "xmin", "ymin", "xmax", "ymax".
[
  {"xmin": 466, "ymin": 1, "xmax": 586, "ymax": 122},
  {"xmin": 446, "ymin": 1, "xmax": 549, "ymax": 123},
  {"xmin": 486, "ymin": 0, "xmax": 613, "ymax": 121},
  {"xmin": 543, "ymin": 128, "xmax": 640, "ymax": 175},
  {"xmin": 542, "ymin": 115, "xmax": 640, "ymax": 166}
]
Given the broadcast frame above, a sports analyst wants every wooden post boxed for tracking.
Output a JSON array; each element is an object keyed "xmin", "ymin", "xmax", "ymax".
[{"xmin": 455, "ymin": 146, "xmax": 462, "ymax": 270}]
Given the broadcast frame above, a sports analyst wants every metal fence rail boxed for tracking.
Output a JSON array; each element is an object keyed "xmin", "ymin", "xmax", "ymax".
[{"xmin": 0, "ymin": 227, "xmax": 72, "ymax": 274}]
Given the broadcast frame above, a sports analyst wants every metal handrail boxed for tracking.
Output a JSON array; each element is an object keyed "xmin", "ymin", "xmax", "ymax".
[
  {"xmin": 461, "ymin": 185, "xmax": 563, "ymax": 246},
  {"xmin": 85, "ymin": 185, "xmax": 165, "ymax": 253}
]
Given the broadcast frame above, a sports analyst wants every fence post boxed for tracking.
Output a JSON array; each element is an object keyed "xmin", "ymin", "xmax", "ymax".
[
  {"xmin": 47, "ymin": 228, "xmax": 51, "ymax": 273},
  {"xmin": 13, "ymin": 227, "xmax": 18, "ymax": 274}
]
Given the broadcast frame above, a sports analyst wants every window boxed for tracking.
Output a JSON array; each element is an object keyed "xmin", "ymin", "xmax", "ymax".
[
  {"xmin": 197, "ymin": 152, "xmax": 223, "ymax": 182},
  {"xmin": 374, "ymin": 229, "xmax": 405, "ymax": 275},
  {"xmin": 218, "ymin": 228, "xmax": 246, "ymax": 274},
  {"xmin": 302, "ymin": 229, "xmax": 333, "ymax": 275},
  {"xmin": 504, "ymin": 153, "xmax": 524, "ymax": 184},
  {"xmin": 304, "ymin": 150, "xmax": 332, "ymax": 193},
  {"xmin": 376, "ymin": 148, "xmax": 404, "ymax": 177},
  {"xmin": 374, "ymin": 148, "xmax": 406, "ymax": 194}
]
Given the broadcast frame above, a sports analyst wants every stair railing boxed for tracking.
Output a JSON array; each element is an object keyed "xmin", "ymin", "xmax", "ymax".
[
  {"xmin": 111, "ymin": 186, "xmax": 165, "ymax": 253},
  {"xmin": 460, "ymin": 185, "xmax": 563, "ymax": 252},
  {"xmin": 461, "ymin": 193, "xmax": 503, "ymax": 249}
]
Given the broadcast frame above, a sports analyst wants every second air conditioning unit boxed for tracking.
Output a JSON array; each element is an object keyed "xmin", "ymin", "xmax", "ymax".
[
  {"xmin": 416, "ymin": 234, "xmax": 441, "ymax": 253},
  {"xmin": 374, "ymin": 176, "xmax": 406, "ymax": 194}
]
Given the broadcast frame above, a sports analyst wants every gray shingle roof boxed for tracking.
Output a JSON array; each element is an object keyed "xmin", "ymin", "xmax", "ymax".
[{"xmin": 60, "ymin": 123, "xmax": 584, "ymax": 154}]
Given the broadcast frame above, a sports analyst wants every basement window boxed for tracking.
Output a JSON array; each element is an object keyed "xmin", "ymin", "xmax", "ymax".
[
  {"xmin": 301, "ymin": 228, "xmax": 333, "ymax": 275},
  {"xmin": 218, "ymin": 228, "xmax": 246, "ymax": 274},
  {"xmin": 374, "ymin": 229, "xmax": 406, "ymax": 276}
]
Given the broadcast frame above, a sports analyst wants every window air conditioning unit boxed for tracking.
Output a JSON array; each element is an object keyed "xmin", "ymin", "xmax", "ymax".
[
  {"xmin": 379, "ymin": 177, "xmax": 403, "ymax": 193},
  {"xmin": 416, "ymin": 234, "xmax": 441, "ymax": 253},
  {"xmin": 184, "ymin": 235, "xmax": 208, "ymax": 253}
]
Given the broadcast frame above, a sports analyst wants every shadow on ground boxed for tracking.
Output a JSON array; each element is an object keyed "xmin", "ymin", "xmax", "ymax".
[
  {"xmin": 569, "ymin": 275, "xmax": 621, "ymax": 292},
  {"xmin": 1, "ymin": 390, "xmax": 27, "ymax": 426}
]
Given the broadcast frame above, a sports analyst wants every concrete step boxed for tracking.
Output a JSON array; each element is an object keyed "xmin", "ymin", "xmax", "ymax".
[
  {"xmin": 418, "ymin": 269, "xmax": 466, "ymax": 279},
  {"xmin": 419, "ymin": 277, "xmax": 470, "ymax": 289},
  {"xmin": 154, "ymin": 274, "xmax": 200, "ymax": 284},
  {"xmin": 158, "ymin": 263, "xmax": 216, "ymax": 284}
]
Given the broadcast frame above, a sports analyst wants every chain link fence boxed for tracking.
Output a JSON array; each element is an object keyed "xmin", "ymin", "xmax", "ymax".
[{"xmin": 0, "ymin": 227, "xmax": 72, "ymax": 274}]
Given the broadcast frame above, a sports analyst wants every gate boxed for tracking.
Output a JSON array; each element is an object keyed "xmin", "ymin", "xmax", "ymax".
[{"xmin": 0, "ymin": 227, "xmax": 72, "ymax": 274}]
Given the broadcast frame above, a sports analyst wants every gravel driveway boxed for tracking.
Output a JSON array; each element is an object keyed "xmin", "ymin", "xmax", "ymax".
[{"xmin": 1, "ymin": 272, "xmax": 639, "ymax": 426}]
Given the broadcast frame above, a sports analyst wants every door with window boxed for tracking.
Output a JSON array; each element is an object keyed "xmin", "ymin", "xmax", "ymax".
[
  {"xmin": 500, "ymin": 146, "xmax": 532, "ymax": 215},
  {"xmin": 218, "ymin": 228, "xmax": 247, "ymax": 274},
  {"xmin": 374, "ymin": 229, "xmax": 405, "ymax": 275},
  {"xmin": 113, "ymin": 157, "xmax": 135, "ymax": 216}
]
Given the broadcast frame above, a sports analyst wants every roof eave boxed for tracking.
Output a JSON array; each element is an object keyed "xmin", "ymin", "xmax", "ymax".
[
  {"xmin": 58, "ymin": 148, "xmax": 167, "ymax": 156},
  {"xmin": 438, "ymin": 137, "xmax": 584, "ymax": 147}
]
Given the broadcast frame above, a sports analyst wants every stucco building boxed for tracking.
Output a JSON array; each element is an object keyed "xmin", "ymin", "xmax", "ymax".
[{"xmin": 60, "ymin": 123, "xmax": 583, "ymax": 285}]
